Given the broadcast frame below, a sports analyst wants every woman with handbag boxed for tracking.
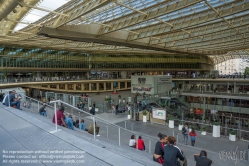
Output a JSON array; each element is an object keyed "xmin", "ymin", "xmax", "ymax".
[
  {"xmin": 153, "ymin": 133, "xmax": 168, "ymax": 164},
  {"xmin": 189, "ymin": 128, "xmax": 197, "ymax": 146}
]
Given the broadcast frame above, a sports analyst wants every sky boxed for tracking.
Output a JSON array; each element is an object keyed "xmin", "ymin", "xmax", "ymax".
[{"xmin": 14, "ymin": 0, "xmax": 71, "ymax": 31}]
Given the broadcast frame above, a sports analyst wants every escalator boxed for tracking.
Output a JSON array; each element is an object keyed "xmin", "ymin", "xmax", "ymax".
[
  {"xmin": 139, "ymin": 94, "xmax": 190, "ymax": 119},
  {"xmin": 147, "ymin": 100, "xmax": 182, "ymax": 119}
]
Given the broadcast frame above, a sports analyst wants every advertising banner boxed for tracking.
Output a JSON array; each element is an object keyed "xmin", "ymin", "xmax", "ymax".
[
  {"xmin": 131, "ymin": 76, "xmax": 154, "ymax": 94},
  {"xmin": 152, "ymin": 108, "xmax": 166, "ymax": 120},
  {"xmin": 131, "ymin": 75, "xmax": 172, "ymax": 95}
]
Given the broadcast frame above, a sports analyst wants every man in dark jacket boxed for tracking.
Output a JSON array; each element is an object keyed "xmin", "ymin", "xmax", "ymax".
[
  {"xmin": 163, "ymin": 136, "xmax": 185, "ymax": 166},
  {"xmin": 90, "ymin": 107, "xmax": 95, "ymax": 115}
]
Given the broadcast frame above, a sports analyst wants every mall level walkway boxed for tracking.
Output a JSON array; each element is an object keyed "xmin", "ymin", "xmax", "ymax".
[{"xmin": 0, "ymin": 106, "xmax": 147, "ymax": 166}]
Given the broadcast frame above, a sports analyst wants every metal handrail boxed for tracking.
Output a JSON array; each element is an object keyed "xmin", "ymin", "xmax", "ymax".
[
  {"xmin": 23, "ymin": 95, "xmax": 54, "ymax": 109},
  {"xmin": 49, "ymin": 100, "xmax": 157, "ymax": 140}
]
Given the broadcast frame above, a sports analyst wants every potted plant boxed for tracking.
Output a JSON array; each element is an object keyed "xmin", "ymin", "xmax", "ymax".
[
  {"xmin": 95, "ymin": 106, "xmax": 99, "ymax": 112},
  {"xmin": 212, "ymin": 122, "xmax": 220, "ymax": 138},
  {"xmin": 201, "ymin": 126, "xmax": 207, "ymax": 135},
  {"xmin": 168, "ymin": 115, "xmax": 174, "ymax": 128},
  {"xmin": 229, "ymin": 130, "xmax": 236, "ymax": 141},
  {"xmin": 178, "ymin": 121, "xmax": 183, "ymax": 131},
  {"xmin": 142, "ymin": 110, "xmax": 147, "ymax": 123},
  {"xmin": 123, "ymin": 98, "xmax": 126, "ymax": 103},
  {"xmin": 128, "ymin": 110, "xmax": 131, "ymax": 119}
]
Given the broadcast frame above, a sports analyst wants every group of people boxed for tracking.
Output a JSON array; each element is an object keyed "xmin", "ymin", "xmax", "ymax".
[
  {"xmin": 128, "ymin": 130, "xmax": 213, "ymax": 166},
  {"xmin": 182, "ymin": 123, "xmax": 197, "ymax": 146},
  {"xmin": 81, "ymin": 93, "xmax": 89, "ymax": 102},
  {"xmin": 138, "ymin": 100, "xmax": 147, "ymax": 111},
  {"xmin": 52, "ymin": 106, "xmax": 100, "ymax": 135},
  {"xmin": 112, "ymin": 102, "xmax": 131, "ymax": 115},
  {"xmin": 153, "ymin": 133, "xmax": 213, "ymax": 166},
  {"xmin": 129, "ymin": 135, "xmax": 145, "ymax": 150}
]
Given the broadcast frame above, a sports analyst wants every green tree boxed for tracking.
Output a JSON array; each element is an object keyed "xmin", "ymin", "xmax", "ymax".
[
  {"xmin": 31, "ymin": 71, "xmax": 36, "ymax": 78},
  {"xmin": 3, "ymin": 68, "xmax": 9, "ymax": 79},
  {"xmin": 244, "ymin": 67, "xmax": 249, "ymax": 75}
]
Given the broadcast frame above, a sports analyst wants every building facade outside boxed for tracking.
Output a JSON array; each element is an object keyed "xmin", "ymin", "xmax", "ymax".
[{"xmin": 216, "ymin": 58, "xmax": 249, "ymax": 75}]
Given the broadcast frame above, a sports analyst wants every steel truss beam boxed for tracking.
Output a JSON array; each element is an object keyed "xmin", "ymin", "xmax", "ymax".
[
  {"xmin": 167, "ymin": 26, "xmax": 249, "ymax": 49},
  {"xmin": 98, "ymin": 0, "xmax": 202, "ymax": 35},
  {"xmin": 126, "ymin": 0, "xmax": 248, "ymax": 41},
  {"xmin": 53, "ymin": 0, "xmax": 111, "ymax": 28},
  {"xmin": 181, "ymin": 40, "xmax": 249, "ymax": 52},
  {"xmin": 38, "ymin": 25, "xmax": 213, "ymax": 54},
  {"xmin": 149, "ymin": 14, "xmax": 249, "ymax": 46}
]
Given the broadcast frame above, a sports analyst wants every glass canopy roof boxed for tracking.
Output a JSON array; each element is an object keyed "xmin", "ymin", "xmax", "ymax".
[
  {"xmin": 14, "ymin": 0, "xmax": 71, "ymax": 31},
  {"xmin": 0, "ymin": 0, "xmax": 248, "ymax": 64}
]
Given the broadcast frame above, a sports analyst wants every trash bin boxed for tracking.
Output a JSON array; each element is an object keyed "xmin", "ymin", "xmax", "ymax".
[{"xmin": 135, "ymin": 113, "xmax": 139, "ymax": 121}]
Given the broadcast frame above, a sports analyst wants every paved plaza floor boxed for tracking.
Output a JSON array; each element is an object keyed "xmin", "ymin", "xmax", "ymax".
[{"xmin": 79, "ymin": 90, "xmax": 249, "ymax": 165}]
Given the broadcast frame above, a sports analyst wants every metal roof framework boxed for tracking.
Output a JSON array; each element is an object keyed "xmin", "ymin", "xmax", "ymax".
[{"xmin": 0, "ymin": 0, "xmax": 248, "ymax": 64}]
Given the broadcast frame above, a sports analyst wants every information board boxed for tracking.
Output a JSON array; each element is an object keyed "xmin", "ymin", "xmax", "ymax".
[{"xmin": 152, "ymin": 108, "xmax": 166, "ymax": 120}]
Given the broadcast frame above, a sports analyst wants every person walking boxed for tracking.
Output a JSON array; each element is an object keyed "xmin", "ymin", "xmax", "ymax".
[
  {"xmin": 90, "ymin": 107, "xmax": 95, "ymax": 115},
  {"xmin": 115, "ymin": 104, "xmax": 119, "ymax": 115},
  {"xmin": 81, "ymin": 102, "xmax": 85, "ymax": 110},
  {"xmin": 182, "ymin": 123, "xmax": 189, "ymax": 145},
  {"xmin": 189, "ymin": 128, "xmax": 197, "ymax": 146}
]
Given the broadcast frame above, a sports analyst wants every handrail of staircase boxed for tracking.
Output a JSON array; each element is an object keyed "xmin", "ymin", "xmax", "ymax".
[{"xmin": 49, "ymin": 100, "xmax": 157, "ymax": 140}]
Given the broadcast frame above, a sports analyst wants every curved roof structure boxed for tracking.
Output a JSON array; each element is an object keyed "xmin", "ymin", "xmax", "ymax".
[{"xmin": 0, "ymin": 0, "xmax": 249, "ymax": 64}]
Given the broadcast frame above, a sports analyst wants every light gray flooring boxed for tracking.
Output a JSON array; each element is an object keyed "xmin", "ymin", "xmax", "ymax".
[{"xmin": 0, "ymin": 105, "xmax": 150, "ymax": 166}]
